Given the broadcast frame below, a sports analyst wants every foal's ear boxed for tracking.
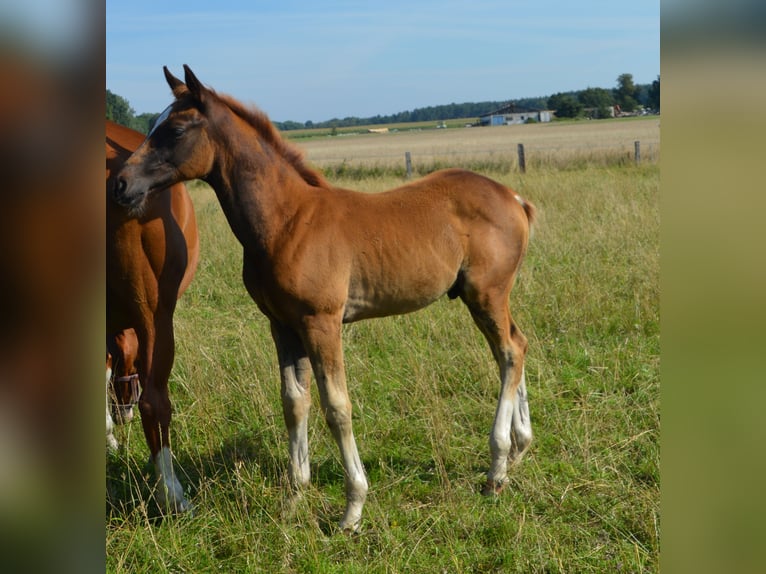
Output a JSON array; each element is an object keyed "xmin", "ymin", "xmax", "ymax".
[
  {"xmin": 163, "ymin": 66, "xmax": 188, "ymax": 98},
  {"xmin": 183, "ymin": 65, "xmax": 208, "ymax": 105}
]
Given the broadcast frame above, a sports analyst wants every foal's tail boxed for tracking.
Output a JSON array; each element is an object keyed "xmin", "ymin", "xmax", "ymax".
[{"xmin": 513, "ymin": 192, "xmax": 537, "ymax": 230}]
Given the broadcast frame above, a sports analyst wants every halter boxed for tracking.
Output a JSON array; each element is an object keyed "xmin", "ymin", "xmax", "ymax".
[{"xmin": 114, "ymin": 372, "xmax": 141, "ymax": 405}]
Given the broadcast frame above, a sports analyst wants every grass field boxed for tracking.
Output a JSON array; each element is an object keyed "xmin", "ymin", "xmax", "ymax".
[
  {"xmin": 296, "ymin": 116, "xmax": 660, "ymax": 175},
  {"xmin": 106, "ymin": 120, "xmax": 659, "ymax": 573}
]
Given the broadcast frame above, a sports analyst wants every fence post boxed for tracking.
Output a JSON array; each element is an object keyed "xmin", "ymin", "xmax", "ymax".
[
  {"xmin": 517, "ymin": 143, "xmax": 526, "ymax": 173},
  {"xmin": 405, "ymin": 151, "xmax": 412, "ymax": 179},
  {"xmin": 634, "ymin": 141, "xmax": 641, "ymax": 164}
]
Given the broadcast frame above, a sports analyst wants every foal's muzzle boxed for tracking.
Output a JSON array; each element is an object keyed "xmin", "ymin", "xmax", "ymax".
[
  {"xmin": 112, "ymin": 176, "xmax": 133, "ymax": 204},
  {"xmin": 112, "ymin": 175, "xmax": 147, "ymax": 212}
]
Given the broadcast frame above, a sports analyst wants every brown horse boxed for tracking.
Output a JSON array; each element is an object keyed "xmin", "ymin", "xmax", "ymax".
[
  {"xmin": 106, "ymin": 119, "xmax": 200, "ymax": 512},
  {"xmin": 107, "ymin": 327, "xmax": 140, "ymax": 425},
  {"xmin": 105, "ymin": 327, "xmax": 139, "ymax": 451},
  {"xmin": 114, "ymin": 66, "xmax": 535, "ymax": 532}
]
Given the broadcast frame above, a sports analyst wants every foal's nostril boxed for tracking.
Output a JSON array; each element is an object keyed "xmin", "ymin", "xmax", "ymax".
[{"xmin": 114, "ymin": 177, "xmax": 127, "ymax": 197}]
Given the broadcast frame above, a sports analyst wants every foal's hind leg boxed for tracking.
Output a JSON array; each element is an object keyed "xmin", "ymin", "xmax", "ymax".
[{"xmin": 464, "ymin": 290, "xmax": 532, "ymax": 495}]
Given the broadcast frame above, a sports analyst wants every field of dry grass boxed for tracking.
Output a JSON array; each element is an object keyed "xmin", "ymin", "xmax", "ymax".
[{"xmin": 295, "ymin": 117, "xmax": 660, "ymax": 171}]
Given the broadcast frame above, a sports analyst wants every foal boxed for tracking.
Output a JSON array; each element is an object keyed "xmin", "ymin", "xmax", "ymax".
[{"xmin": 114, "ymin": 66, "xmax": 535, "ymax": 532}]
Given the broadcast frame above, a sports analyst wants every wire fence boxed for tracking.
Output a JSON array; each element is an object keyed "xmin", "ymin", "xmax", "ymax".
[{"xmin": 297, "ymin": 120, "xmax": 660, "ymax": 177}]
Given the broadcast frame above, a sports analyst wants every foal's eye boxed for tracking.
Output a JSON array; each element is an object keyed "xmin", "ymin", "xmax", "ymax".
[{"xmin": 172, "ymin": 126, "xmax": 185, "ymax": 138}]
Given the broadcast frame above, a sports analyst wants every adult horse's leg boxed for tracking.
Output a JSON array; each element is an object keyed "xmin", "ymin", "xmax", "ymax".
[
  {"xmin": 463, "ymin": 289, "xmax": 532, "ymax": 495},
  {"xmin": 136, "ymin": 312, "xmax": 190, "ymax": 513},
  {"xmin": 271, "ymin": 321, "xmax": 313, "ymax": 493},
  {"xmin": 106, "ymin": 353, "xmax": 119, "ymax": 451},
  {"xmin": 301, "ymin": 313, "xmax": 368, "ymax": 533}
]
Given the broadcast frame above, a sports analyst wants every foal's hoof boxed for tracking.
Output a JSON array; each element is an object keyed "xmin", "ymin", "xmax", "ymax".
[
  {"xmin": 481, "ymin": 479, "xmax": 507, "ymax": 496},
  {"xmin": 177, "ymin": 499, "xmax": 194, "ymax": 515},
  {"xmin": 281, "ymin": 491, "xmax": 305, "ymax": 522},
  {"xmin": 338, "ymin": 517, "xmax": 362, "ymax": 535},
  {"xmin": 339, "ymin": 523, "xmax": 361, "ymax": 536},
  {"xmin": 165, "ymin": 499, "xmax": 194, "ymax": 517},
  {"xmin": 155, "ymin": 492, "xmax": 194, "ymax": 516}
]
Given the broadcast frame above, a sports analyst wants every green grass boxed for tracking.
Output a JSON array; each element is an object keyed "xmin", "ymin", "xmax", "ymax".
[{"xmin": 106, "ymin": 162, "xmax": 659, "ymax": 573}]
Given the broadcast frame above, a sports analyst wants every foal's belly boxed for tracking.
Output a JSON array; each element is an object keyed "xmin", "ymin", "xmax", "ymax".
[
  {"xmin": 342, "ymin": 275, "xmax": 454, "ymax": 323},
  {"xmin": 341, "ymin": 237, "xmax": 464, "ymax": 323}
]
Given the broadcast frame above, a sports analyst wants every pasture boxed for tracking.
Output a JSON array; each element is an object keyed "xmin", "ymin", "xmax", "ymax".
[
  {"xmin": 106, "ymin": 118, "xmax": 659, "ymax": 572},
  {"xmin": 296, "ymin": 116, "xmax": 660, "ymax": 174}
]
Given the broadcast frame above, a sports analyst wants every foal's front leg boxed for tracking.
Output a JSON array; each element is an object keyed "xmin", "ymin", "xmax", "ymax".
[
  {"xmin": 302, "ymin": 314, "xmax": 368, "ymax": 533},
  {"xmin": 271, "ymin": 322, "xmax": 312, "ymax": 492}
]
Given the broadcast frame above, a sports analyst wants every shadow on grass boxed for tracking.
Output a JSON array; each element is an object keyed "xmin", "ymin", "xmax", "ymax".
[
  {"xmin": 106, "ymin": 423, "xmax": 497, "ymax": 530},
  {"xmin": 106, "ymin": 426, "xmax": 282, "ymax": 522}
]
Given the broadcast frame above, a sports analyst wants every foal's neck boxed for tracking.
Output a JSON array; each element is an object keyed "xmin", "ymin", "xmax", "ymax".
[{"xmin": 205, "ymin": 116, "xmax": 317, "ymax": 252}]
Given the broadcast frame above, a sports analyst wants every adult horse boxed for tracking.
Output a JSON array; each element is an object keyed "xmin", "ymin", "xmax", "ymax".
[
  {"xmin": 114, "ymin": 66, "xmax": 536, "ymax": 532},
  {"xmin": 106, "ymin": 119, "xmax": 200, "ymax": 512}
]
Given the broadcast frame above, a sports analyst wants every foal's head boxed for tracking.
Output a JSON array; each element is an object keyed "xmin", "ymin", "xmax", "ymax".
[
  {"xmin": 114, "ymin": 65, "xmax": 326, "ymax": 213},
  {"xmin": 112, "ymin": 65, "xmax": 216, "ymax": 213}
]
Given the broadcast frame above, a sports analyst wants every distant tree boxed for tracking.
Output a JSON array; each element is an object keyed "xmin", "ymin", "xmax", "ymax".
[
  {"xmin": 134, "ymin": 112, "xmax": 160, "ymax": 134},
  {"xmin": 578, "ymin": 87, "xmax": 614, "ymax": 119},
  {"xmin": 547, "ymin": 93, "xmax": 583, "ymax": 118},
  {"xmin": 274, "ymin": 120, "xmax": 306, "ymax": 131},
  {"xmin": 106, "ymin": 89, "xmax": 135, "ymax": 127},
  {"xmin": 578, "ymin": 87, "xmax": 613, "ymax": 108},
  {"xmin": 614, "ymin": 73, "xmax": 639, "ymax": 112},
  {"xmin": 647, "ymin": 76, "xmax": 660, "ymax": 111}
]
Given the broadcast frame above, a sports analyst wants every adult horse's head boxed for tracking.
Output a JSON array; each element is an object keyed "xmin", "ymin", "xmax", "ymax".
[{"xmin": 113, "ymin": 65, "xmax": 214, "ymax": 213}]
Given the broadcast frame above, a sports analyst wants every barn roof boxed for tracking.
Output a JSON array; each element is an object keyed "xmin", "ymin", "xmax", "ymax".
[{"xmin": 484, "ymin": 103, "xmax": 547, "ymax": 116}]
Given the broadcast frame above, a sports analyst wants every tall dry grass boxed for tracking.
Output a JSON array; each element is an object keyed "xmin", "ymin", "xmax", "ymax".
[{"xmin": 299, "ymin": 117, "xmax": 660, "ymax": 175}]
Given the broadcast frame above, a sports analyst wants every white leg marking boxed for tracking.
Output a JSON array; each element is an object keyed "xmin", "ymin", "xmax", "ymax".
[
  {"xmin": 287, "ymin": 418, "xmax": 310, "ymax": 488},
  {"xmin": 326, "ymin": 401, "xmax": 368, "ymax": 532},
  {"xmin": 322, "ymin": 389, "xmax": 368, "ymax": 532},
  {"xmin": 281, "ymin": 362, "xmax": 312, "ymax": 489},
  {"xmin": 487, "ymin": 369, "xmax": 515, "ymax": 487},
  {"xmin": 154, "ymin": 446, "xmax": 191, "ymax": 513},
  {"xmin": 486, "ymin": 365, "xmax": 533, "ymax": 492},
  {"xmin": 106, "ymin": 366, "xmax": 119, "ymax": 451},
  {"xmin": 511, "ymin": 366, "xmax": 533, "ymax": 460},
  {"xmin": 335, "ymin": 428, "xmax": 367, "ymax": 533}
]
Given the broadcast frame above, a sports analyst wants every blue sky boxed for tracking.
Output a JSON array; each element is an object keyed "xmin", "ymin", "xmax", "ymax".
[{"xmin": 106, "ymin": 0, "xmax": 659, "ymax": 122}]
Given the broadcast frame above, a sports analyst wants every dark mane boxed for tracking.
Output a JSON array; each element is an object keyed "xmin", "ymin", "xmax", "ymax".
[{"xmin": 215, "ymin": 91, "xmax": 329, "ymax": 189}]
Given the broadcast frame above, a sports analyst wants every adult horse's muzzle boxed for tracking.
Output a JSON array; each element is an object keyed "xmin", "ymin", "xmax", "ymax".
[{"xmin": 110, "ymin": 372, "xmax": 140, "ymax": 424}]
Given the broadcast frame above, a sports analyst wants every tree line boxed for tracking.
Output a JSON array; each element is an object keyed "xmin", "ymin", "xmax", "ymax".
[
  {"xmin": 107, "ymin": 73, "xmax": 659, "ymax": 134},
  {"xmin": 106, "ymin": 89, "xmax": 163, "ymax": 134},
  {"xmin": 547, "ymin": 74, "xmax": 660, "ymax": 119}
]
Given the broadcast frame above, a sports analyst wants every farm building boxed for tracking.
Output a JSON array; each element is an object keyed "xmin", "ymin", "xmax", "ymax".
[{"xmin": 478, "ymin": 104, "xmax": 554, "ymax": 126}]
